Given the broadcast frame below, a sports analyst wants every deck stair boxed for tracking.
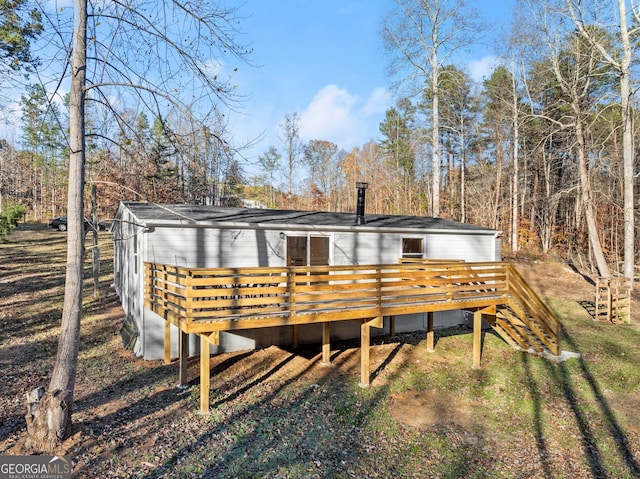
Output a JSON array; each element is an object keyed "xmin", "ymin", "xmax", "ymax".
[{"xmin": 490, "ymin": 265, "xmax": 561, "ymax": 356}]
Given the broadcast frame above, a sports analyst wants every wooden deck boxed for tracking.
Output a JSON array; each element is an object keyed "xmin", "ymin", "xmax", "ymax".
[{"xmin": 145, "ymin": 261, "xmax": 562, "ymax": 412}]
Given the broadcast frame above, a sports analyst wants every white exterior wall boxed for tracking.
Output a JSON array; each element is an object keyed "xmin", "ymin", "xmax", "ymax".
[
  {"xmin": 331, "ymin": 230, "xmax": 499, "ymax": 264},
  {"xmin": 145, "ymin": 227, "xmax": 287, "ymax": 268},
  {"xmin": 112, "ymin": 207, "xmax": 148, "ymax": 357},
  {"xmin": 143, "ymin": 226, "xmax": 499, "ymax": 269}
]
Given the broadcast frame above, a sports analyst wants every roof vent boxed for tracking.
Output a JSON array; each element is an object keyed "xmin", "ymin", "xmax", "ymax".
[{"xmin": 355, "ymin": 182, "xmax": 368, "ymax": 225}]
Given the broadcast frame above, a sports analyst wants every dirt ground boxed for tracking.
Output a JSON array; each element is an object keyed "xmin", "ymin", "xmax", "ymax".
[{"xmin": 1, "ymin": 223, "xmax": 639, "ymax": 478}]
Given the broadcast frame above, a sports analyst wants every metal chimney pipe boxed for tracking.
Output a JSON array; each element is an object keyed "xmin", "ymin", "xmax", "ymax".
[{"xmin": 355, "ymin": 182, "xmax": 368, "ymax": 225}]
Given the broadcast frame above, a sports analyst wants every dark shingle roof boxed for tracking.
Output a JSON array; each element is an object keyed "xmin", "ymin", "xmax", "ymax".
[{"xmin": 119, "ymin": 202, "xmax": 498, "ymax": 234}]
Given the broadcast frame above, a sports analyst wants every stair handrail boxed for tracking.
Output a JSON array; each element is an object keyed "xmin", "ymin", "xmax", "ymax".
[{"xmin": 505, "ymin": 264, "xmax": 561, "ymax": 355}]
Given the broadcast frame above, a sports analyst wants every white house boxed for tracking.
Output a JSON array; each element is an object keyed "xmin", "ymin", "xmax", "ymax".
[{"xmin": 112, "ymin": 201, "xmax": 502, "ymax": 360}]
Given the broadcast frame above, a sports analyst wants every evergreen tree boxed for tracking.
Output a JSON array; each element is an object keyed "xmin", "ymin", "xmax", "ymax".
[
  {"xmin": 0, "ymin": 0, "xmax": 42, "ymax": 74},
  {"xmin": 379, "ymin": 99, "xmax": 415, "ymax": 178}
]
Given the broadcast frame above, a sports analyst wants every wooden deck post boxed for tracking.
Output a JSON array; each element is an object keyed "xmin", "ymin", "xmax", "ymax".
[
  {"xmin": 178, "ymin": 330, "xmax": 189, "ymax": 387},
  {"xmin": 200, "ymin": 335, "xmax": 210, "ymax": 413},
  {"xmin": 292, "ymin": 325, "xmax": 299, "ymax": 349},
  {"xmin": 389, "ymin": 316, "xmax": 396, "ymax": 336},
  {"xmin": 162, "ymin": 265, "xmax": 170, "ymax": 365},
  {"xmin": 290, "ymin": 269, "xmax": 298, "ymax": 348},
  {"xmin": 360, "ymin": 320, "xmax": 371, "ymax": 387},
  {"xmin": 322, "ymin": 322, "xmax": 331, "ymax": 364},
  {"xmin": 163, "ymin": 321, "xmax": 171, "ymax": 365},
  {"xmin": 426, "ymin": 312, "xmax": 435, "ymax": 352},
  {"xmin": 473, "ymin": 310, "xmax": 482, "ymax": 368}
]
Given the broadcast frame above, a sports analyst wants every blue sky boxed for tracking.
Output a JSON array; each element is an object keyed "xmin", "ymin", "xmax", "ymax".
[
  {"xmin": 0, "ymin": 0, "xmax": 515, "ymax": 178},
  {"xmin": 231, "ymin": 0, "xmax": 515, "ymax": 174}
]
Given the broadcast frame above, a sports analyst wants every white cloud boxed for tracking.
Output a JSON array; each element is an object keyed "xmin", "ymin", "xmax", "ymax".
[
  {"xmin": 299, "ymin": 84, "xmax": 391, "ymax": 148},
  {"xmin": 300, "ymin": 85, "xmax": 356, "ymax": 141},
  {"xmin": 362, "ymin": 87, "xmax": 392, "ymax": 117},
  {"xmin": 468, "ymin": 55, "xmax": 501, "ymax": 82}
]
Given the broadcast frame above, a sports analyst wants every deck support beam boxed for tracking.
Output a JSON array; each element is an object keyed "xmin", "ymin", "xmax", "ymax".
[
  {"xmin": 322, "ymin": 323, "xmax": 331, "ymax": 364},
  {"xmin": 360, "ymin": 320, "xmax": 371, "ymax": 387},
  {"xmin": 164, "ymin": 321, "xmax": 171, "ymax": 365},
  {"xmin": 292, "ymin": 325, "xmax": 299, "ymax": 349},
  {"xmin": 426, "ymin": 312, "xmax": 435, "ymax": 352},
  {"xmin": 473, "ymin": 310, "xmax": 483, "ymax": 368},
  {"xmin": 200, "ymin": 335, "xmax": 211, "ymax": 413},
  {"xmin": 359, "ymin": 316, "xmax": 383, "ymax": 387},
  {"xmin": 178, "ymin": 330, "xmax": 189, "ymax": 387}
]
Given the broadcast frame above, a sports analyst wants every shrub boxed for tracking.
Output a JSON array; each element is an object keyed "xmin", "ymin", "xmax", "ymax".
[{"xmin": 0, "ymin": 204, "xmax": 26, "ymax": 241}]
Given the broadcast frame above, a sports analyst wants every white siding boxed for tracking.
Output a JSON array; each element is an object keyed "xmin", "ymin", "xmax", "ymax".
[
  {"xmin": 112, "ymin": 206, "xmax": 148, "ymax": 357},
  {"xmin": 143, "ymin": 226, "xmax": 497, "ymax": 269},
  {"xmin": 144, "ymin": 227, "xmax": 288, "ymax": 267},
  {"xmin": 332, "ymin": 231, "xmax": 397, "ymax": 264},
  {"xmin": 332, "ymin": 230, "xmax": 498, "ymax": 265},
  {"xmin": 425, "ymin": 232, "xmax": 498, "ymax": 262}
]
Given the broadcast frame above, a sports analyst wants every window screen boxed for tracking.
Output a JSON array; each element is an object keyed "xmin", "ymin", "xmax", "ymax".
[
  {"xmin": 286, "ymin": 236, "xmax": 307, "ymax": 266},
  {"xmin": 402, "ymin": 238, "xmax": 423, "ymax": 258},
  {"xmin": 287, "ymin": 235, "xmax": 330, "ymax": 266},
  {"xmin": 309, "ymin": 236, "xmax": 330, "ymax": 266}
]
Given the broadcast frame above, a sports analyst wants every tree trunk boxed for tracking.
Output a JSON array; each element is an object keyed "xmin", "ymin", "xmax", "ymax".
[
  {"xmin": 459, "ymin": 129, "xmax": 466, "ymax": 223},
  {"xmin": 618, "ymin": 0, "xmax": 635, "ymax": 288},
  {"xmin": 575, "ymin": 114, "xmax": 610, "ymax": 278},
  {"xmin": 493, "ymin": 148, "xmax": 503, "ymax": 231},
  {"xmin": 431, "ymin": 60, "xmax": 440, "ymax": 218},
  {"xmin": 511, "ymin": 71, "xmax": 519, "ymax": 253},
  {"xmin": 24, "ymin": 0, "xmax": 86, "ymax": 453}
]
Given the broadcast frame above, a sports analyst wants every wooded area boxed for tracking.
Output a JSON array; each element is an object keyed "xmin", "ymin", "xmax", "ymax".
[{"xmin": 1, "ymin": 0, "xmax": 638, "ymax": 280}]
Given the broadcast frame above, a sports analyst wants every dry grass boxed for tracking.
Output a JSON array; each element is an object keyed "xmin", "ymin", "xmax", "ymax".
[{"xmin": 1, "ymin": 224, "xmax": 640, "ymax": 478}]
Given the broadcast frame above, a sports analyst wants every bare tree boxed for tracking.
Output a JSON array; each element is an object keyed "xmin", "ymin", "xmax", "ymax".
[
  {"xmin": 523, "ymin": 0, "xmax": 612, "ymax": 276},
  {"xmin": 381, "ymin": 0, "xmax": 485, "ymax": 217},
  {"xmin": 24, "ymin": 0, "xmax": 251, "ymax": 452},
  {"xmin": 565, "ymin": 0, "xmax": 636, "ymax": 284},
  {"xmin": 257, "ymin": 146, "xmax": 281, "ymax": 208},
  {"xmin": 303, "ymin": 139, "xmax": 339, "ymax": 210},
  {"xmin": 24, "ymin": 0, "xmax": 87, "ymax": 451},
  {"xmin": 279, "ymin": 112, "xmax": 301, "ymax": 202}
]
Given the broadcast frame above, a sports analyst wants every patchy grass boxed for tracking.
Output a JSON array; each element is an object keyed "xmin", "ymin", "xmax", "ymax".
[{"xmin": 1, "ymin": 224, "xmax": 639, "ymax": 478}]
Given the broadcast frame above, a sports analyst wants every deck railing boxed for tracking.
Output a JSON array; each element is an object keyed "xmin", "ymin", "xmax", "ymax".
[
  {"xmin": 146, "ymin": 261, "xmax": 511, "ymax": 328},
  {"xmin": 145, "ymin": 261, "xmax": 560, "ymax": 353},
  {"xmin": 503, "ymin": 265, "xmax": 561, "ymax": 352}
]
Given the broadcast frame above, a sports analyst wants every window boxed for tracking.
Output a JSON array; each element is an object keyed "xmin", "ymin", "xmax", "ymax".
[
  {"xmin": 286, "ymin": 235, "xmax": 330, "ymax": 266},
  {"xmin": 309, "ymin": 236, "xmax": 330, "ymax": 266},
  {"xmin": 402, "ymin": 237, "xmax": 423, "ymax": 259},
  {"xmin": 287, "ymin": 236, "xmax": 307, "ymax": 266}
]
